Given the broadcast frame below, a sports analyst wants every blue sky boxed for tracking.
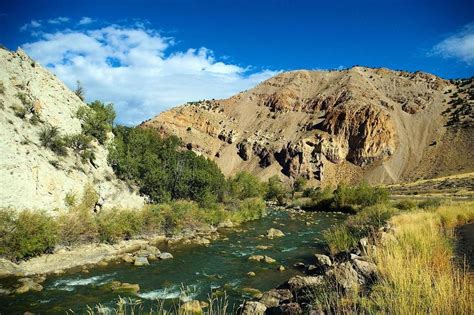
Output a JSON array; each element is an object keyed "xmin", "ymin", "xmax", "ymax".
[{"xmin": 0, "ymin": 0, "xmax": 473, "ymax": 124}]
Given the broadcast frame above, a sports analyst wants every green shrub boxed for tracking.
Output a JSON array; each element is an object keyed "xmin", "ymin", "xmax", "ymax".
[
  {"xmin": 97, "ymin": 209, "xmax": 143, "ymax": 243},
  {"xmin": 39, "ymin": 125, "xmax": 68, "ymax": 156},
  {"xmin": 76, "ymin": 100, "xmax": 116, "ymax": 144},
  {"xmin": 228, "ymin": 171, "xmax": 266, "ymax": 200},
  {"xmin": 266, "ymin": 175, "xmax": 287, "ymax": 202},
  {"xmin": 231, "ymin": 197, "xmax": 266, "ymax": 223},
  {"xmin": 64, "ymin": 133, "xmax": 95, "ymax": 163},
  {"xmin": 418, "ymin": 198, "xmax": 442, "ymax": 210},
  {"xmin": 323, "ymin": 224, "xmax": 358, "ymax": 255},
  {"xmin": 74, "ymin": 80, "xmax": 85, "ymax": 101},
  {"xmin": 57, "ymin": 209, "xmax": 98, "ymax": 245},
  {"xmin": 333, "ymin": 182, "xmax": 389, "ymax": 211},
  {"xmin": 394, "ymin": 199, "xmax": 417, "ymax": 210},
  {"xmin": 65, "ymin": 192, "xmax": 77, "ymax": 207},
  {"xmin": 12, "ymin": 105, "xmax": 27, "ymax": 119},
  {"xmin": 0, "ymin": 81, "xmax": 5, "ymax": 94},
  {"xmin": 0, "ymin": 210, "xmax": 58, "ymax": 260}
]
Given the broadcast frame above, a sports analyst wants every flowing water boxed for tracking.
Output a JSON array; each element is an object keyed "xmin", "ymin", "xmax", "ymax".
[{"xmin": 0, "ymin": 209, "xmax": 346, "ymax": 314}]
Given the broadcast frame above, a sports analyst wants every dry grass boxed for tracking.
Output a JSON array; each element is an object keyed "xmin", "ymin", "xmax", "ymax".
[{"xmin": 362, "ymin": 201, "xmax": 474, "ymax": 314}]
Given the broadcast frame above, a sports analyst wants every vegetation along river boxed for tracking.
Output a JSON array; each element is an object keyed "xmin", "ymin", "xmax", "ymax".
[{"xmin": 0, "ymin": 209, "xmax": 346, "ymax": 313}]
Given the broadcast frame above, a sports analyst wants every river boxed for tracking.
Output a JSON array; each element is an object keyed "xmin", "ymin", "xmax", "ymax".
[{"xmin": 0, "ymin": 209, "xmax": 346, "ymax": 314}]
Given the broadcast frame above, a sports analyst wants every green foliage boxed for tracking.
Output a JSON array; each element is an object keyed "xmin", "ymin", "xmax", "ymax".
[
  {"xmin": 323, "ymin": 224, "xmax": 358, "ymax": 255},
  {"xmin": 265, "ymin": 175, "xmax": 287, "ymax": 203},
  {"xmin": 228, "ymin": 171, "xmax": 266, "ymax": 200},
  {"xmin": 293, "ymin": 176, "xmax": 307, "ymax": 192},
  {"xmin": 39, "ymin": 125, "xmax": 68, "ymax": 156},
  {"xmin": 323, "ymin": 204, "xmax": 398, "ymax": 254},
  {"xmin": 304, "ymin": 186, "xmax": 335, "ymax": 210},
  {"xmin": 0, "ymin": 81, "xmax": 5, "ymax": 94},
  {"xmin": 333, "ymin": 182, "xmax": 389, "ymax": 212},
  {"xmin": 418, "ymin": 198, "xmax": 442, "ymax": 210},
  {"xmin": 76, "ymin": 100, "xmax": 116, "ymax": 144},
  {"xmin": 394, "ymin": 199, "xmax": 417, "ymax": 210},
  {"xmin": 109, "ymin": 126, "xmax": 226, "ymax": 204},
  {"xmin": 0, "ymin": 210, "xmax": 58, "ymax": 260},
  {"xmin": 74, "ymin": 80, "xmax": 85, "ymax": 101},
  {"xmin": 16, "ymin": 92, "xmax": 35, "ymax": 114},
  {"xmin": 65, "ymin": 192, "xmax": 77, "ymax": 207},
  {"xmin": 64, "ymin": 133, "xmax": 95, "ymax": 163},
  {"xmin": 12, "ymin": 105, "xmax": 27, "ymax": 119},
  {"xmin": 97, "ymin": 209, "xmax": 143, "ymax": 243}
]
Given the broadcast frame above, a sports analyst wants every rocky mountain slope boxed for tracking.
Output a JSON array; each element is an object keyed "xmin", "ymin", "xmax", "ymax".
[
  {"xmin": 142, "ymin": 67, "xmax": 473, "ymax": 185},
  {"xmin": 0, "ymin": 48, "xmax": 144, "ymax": 212}
]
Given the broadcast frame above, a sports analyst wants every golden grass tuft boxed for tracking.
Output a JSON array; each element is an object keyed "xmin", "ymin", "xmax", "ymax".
[{"xmin": 364, "ymin": 201, "xmax": 474, "ymax": 314}]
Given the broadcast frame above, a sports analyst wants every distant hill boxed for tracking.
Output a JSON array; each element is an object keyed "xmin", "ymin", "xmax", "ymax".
[
  {"xmin": 142, "ymin": 67, "xmax": 473, "ymax": 185},
  {"xmin": 0, "ymin": 48, "xmax": 144, "ymax": 211}
]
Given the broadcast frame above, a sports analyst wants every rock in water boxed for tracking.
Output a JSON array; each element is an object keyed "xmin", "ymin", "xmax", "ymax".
[
  {"xmin": 133, "ymin": 256, "xmax": 149, "ymax": 266},
  {"xmin": 159, "ymin": 252, "xmax": 174, "ymax": 260},
  {"xmin": 314, "ymin": 254, "xmax": 332, "ymax": 267},
  {"xmin": 260, "ymin": 289, "xmax": 293, "ymax": 308},
  {"xmin": 267, "ymin": 228, "xmax": 285, "ymax": 239}
]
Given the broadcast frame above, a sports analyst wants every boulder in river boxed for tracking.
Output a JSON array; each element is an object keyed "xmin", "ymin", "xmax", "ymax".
[
  {"xmin": 134, "ymin": 256, "xmax": 149, "ymax": 266},
  {"xmin": 247, "ymin": 271, "xmax": 256, "ymax": 277},
  {"xmin": 264, "ymin": 256, "xmax": 276, "ymax": 264},
  {"xmin": 218, "ymin": 219, "xmax": 234, "ymax": 228},
  {"xmin": 15, "ymin": 278, "xmax": 43, "ymax": 294},
  {"xmin": 109, "ymin": 281, "xmax": 140, "ymax": 294},
  {"xmin": 121, "ymin": 253, "xmax": 135, "ymax": 263},
  {"xmin": 241, "ymin": 301, "xmax": 267, "ymax": 315},
  {"xmin": 249, "ymin": 255, "xmax": 265, "ymax": 262},
  {"xmin": 159, "ymin": 252, "xmax": 174, "ymax": 260},
  {"xmin": 267, "ymin": 228, "xmax": 285, "ymax": 239},
  {"xmin": 242, "ymin": 287, "xmax": 263, "ymax": 298}
]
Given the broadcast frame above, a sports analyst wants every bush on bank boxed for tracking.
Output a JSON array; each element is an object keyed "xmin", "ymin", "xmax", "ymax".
[{"xmin": 0, "ymin": 195, "xmax": 266, "ymax": 261}]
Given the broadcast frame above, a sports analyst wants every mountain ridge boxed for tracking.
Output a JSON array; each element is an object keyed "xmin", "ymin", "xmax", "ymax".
[{"xmin": 142, "ymin": 66, "xmax": 474, "ymax": 185}]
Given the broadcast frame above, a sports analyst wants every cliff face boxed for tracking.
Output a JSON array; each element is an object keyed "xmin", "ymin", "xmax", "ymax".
[
  {"xmin": 0, "ymin": 48, "xmax": 144, "ymax": 212},
  {"xmin": 142, "ymin": 67, "xmax": 473, "ymax": 185}
]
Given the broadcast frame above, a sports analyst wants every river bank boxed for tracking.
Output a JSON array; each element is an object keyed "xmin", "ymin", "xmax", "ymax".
[
  {"xmin": 242, "ymin": 200, "xmax": 474, "ymax": 314},
  {"xmin": 0, "ymin": 209, "xmax": 346, "ymax": 313}
]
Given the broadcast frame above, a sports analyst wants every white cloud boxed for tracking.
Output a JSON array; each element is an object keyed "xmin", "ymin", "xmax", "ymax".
[
  {"xmin": 432, "ymin": 22, "xmax": 474, "ymax": 65},
  {"xmin": 22, "ymin": 25, "xmax": 278, "ymax": 125},
  {"xmin": 48, "ymin": 17, "xmax": 70, "ymax": 24},
  {"xmin": 20, "ymin": 20, "xmax": 42, "ymax": 31},
  {"xmin": 78, "ymin": 17, "xmax": 94, "ymax": 25}
]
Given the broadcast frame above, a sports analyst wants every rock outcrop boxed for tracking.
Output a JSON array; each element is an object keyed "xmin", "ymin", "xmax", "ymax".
[
  {"xmin": 142, "ymin": 67, "xmax": 474, "ymax": 185},
  {"xmin": 0, "ymin": 48, "xmax": 144, "ymax": 212}
]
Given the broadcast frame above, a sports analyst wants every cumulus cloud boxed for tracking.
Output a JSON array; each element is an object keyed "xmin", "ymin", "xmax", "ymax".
[
  {"xmin": 78, "ymin": 17, "xmax": 94, "ymax": 25},
  {"xmin": 22, "ymin": 25, "xmax": 277, "ymax": 125},
  {"xmin": 432, "ymin": 22, "xmax": 474, "ymax": 65}
]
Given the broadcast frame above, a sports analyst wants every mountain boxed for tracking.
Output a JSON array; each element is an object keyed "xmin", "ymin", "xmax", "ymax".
[
  {"xmin": 0, "ymin": 48, "xmax": 144, "ymax": 211},
  {"xmin": 142, "ymin": 67, "xmax": 473, "ymax": 185}
]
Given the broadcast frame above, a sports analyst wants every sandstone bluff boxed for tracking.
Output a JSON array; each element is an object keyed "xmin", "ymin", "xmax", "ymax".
[{"xmin": 142, "ymin": 67, "xmax": 473, "ymax": 185}]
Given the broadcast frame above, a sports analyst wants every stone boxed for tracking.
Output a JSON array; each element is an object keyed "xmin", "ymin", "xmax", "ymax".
[
  {"xmin": 159, "ymin": 252, "xmax": 174, "ymax": 260},
  {"xmin": 352, "ymin": 259, "xmax": 377, "ymax": 280},
  {"xmin": 249, "ymin": 255, "xmax": 265, "ymax": 262},
  {"xmin": 247, "ymin": 271, "xmax": 256, "ymax": 277},
  {"xmin": 110, "ymin": 281, "xmax": 140, "ymax": 294},
  {"xmin": 242, "ymin": 287, "xmax": 263, "ymax": 298},
  {"xmin": 15, "ymin": 278, "xmax": 43, "ymax": 294},
  {"xmin": 293, "ymin": 262, "xmax": 306, "ymax": 269},
  {"xmin": 181, "ymin": 300, "xmax": 202, "ymax": 314},
  {"xmin": 148, "ymin": 254, "xmax": 158, "ymax": 261},
  {"xmin": 325, "ymin": 262, "xmax": 360, "ymax": 293},
  {"xmin": 122, "ymin": 253, "xmax": 135, "ymax": 263},
  {"xmin": 0, "ymin": 258, "xmax": 22, "ymax": 278},
  {"xmin": 264, "ymin": 256, "xmax": 276, "ymax": 264},
  {"xmin": 314, "ymin": 254, "xmax": 332, "ymax": 267},
  {"xmin": 133, "ymin": 256, "xmax": 149, "ymax": 266},
  {"xmin": 267, "ymin": 228, "xmax": 285, "ymax": 239},
  {"xmin": 217, "ymin": 219, "xmax": 234, "ymax": 228},
  {"xmin": 274, "ymin": 302, "xmax": 303, "ymax": 314},
  {"xmin": 256, "ymin": 245, "xmax": 271, "ymax": 250},
  {"xmin": 287, "ymin": 275, "xmax": 324, "ymax": 293},
  {"xmin": 241, "ymin": 301, "xmax": 267, "ymax": 315},
  {"xmin": 277, "ymin": 265, "xmax": 286, "ymax": 271},
  {"xmin": 260, "ymin": 289, "xmax": 293, "ymax": 308}
]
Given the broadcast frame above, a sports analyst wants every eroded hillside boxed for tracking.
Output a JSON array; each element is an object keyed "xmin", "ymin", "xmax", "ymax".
[
  {"xmin": 142, "ymin": 67, "xmax": 474, "ymax": 185},
  {"xmin": 0, "ymin": 48, "xmax": 144, "ymax": 211}
]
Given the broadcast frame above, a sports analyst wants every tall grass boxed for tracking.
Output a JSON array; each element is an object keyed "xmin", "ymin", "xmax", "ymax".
[{"xmin": 362, "ymin": 201, "xmax": 474, "ymax": 314}]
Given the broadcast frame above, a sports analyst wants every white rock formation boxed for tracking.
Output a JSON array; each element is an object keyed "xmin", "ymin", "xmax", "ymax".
[{"xmin": 0, "ymin": 48, "xmax": 144, "ymax": 212}]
